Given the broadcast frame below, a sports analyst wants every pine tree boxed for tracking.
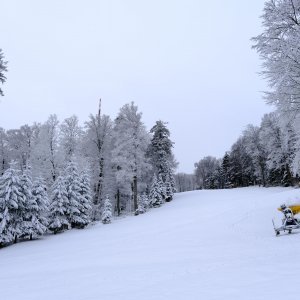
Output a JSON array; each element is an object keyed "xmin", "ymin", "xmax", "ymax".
[
  {"xmin": 20, "ymin": 167, "xmax": 35, "ymax": 240},
  {"xmin": 30, "ymin": 177, "xmax": 49, "ymax": 238},
  {"xmin": 149, "ymin": 174, "xmax": 163, "ymax": 208},
  {"xmin": 158, "ymin": 174, "xmax": 167, "ymax": 202},
  {"xmin": 65, "ymin": 161, "xmax": 85, "ymax": 229},
  {"xmin": 222, "ymin": 153, "xmax": 231, "ymax": 188},
  {"xmin": 148, "ymin": 121, "xmax": 177, "ymax": 197},
  {"xmin": 0, "ymin": 162, "xmax": 23, "ymax": 245},
  {"xmin": 135, "ymin": 193, "xmax": 149, "ymax": 215},
  {"xmin": 78, "ymin": 170, "xmax": 92, "ymax": 227},
  {"xmin": 165, "ymin": 174, "xmax": 173, "ymax": 202},
  {"xmin": 102, "ymin": 195, "xmax": 112, "ymax": 224},
  {"xmin": 0, "ymin": 207, "xmax": 12, "ymax": 246},
  {"xmin": 48, "ymin": 175, "xmax": 69, "ymax": 234},
  {"xmin": 148, "ymin": 121, "xmax": 175, "ymax": 179}
]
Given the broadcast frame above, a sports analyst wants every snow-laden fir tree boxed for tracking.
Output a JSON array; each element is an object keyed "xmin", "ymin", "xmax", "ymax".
[
  {"xmin": 102, "ymin": 195, "xmax": 112, "ymax": 224},
  {"xmin": 30, "ymin": 177, "xmax": 49, "ymax": 238},
  {"xmin": 78, "ymin": 170, "xmax": 92, "ymax": 227},
  {"xmin": 64, "ymin": 160, "xmax": 86, "ymax": 229},
  {"xmin": 165, "ymin": 174, "xmax": 173, "ymax": 202},
  {"xmin": 158, "ymin": 174, "xmax": 167, "ymax": 202},
  {"xmin": 48, "ymin": 175, "xmax": 69, "ymax": 234},
  {"xmin": 149, "ymin": 174, "xmax": 163, "ymax": 208},
  {"xmin": 20, "ymin": 166, "xmax": 35, "ymax": 240},
  {"xmin": 148, "ymin": 121, "xmax": 176, "ymax": 195},
  {"xmin": 135, "ymin": 193, "xmax": 149, "ymax": 215},
  {"xmin": 148, "ymin": 121, "xmax": 175, "ymax": 177},
  {"xmin": 0, "ymin": 161, "xmax": 24, "ymax": 244}
]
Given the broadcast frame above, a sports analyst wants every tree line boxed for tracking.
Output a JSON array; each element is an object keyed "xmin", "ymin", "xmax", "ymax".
[
  {"xmin": 179, "ymin": 0, "xmax": 300, "ymax": 192},
  {"xmin": 0, "ymin": 100, "xmax": 177, "ymax": 247}
]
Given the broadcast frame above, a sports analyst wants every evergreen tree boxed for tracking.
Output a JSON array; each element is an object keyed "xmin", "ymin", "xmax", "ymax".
[
  {"xmin": 148, "ymin": 121, "xmax": 176, "ymax": 182},
  {"xmin": 48, "ymin": 175, "xmax": 69, "ymax": 234},
  {"xmin": 78, "ymin": 170, "xmax": 92, "ymax": 227},
  {"xmin": 229, "ymin": 137, "xmax": 256, "ymax": 187},
  {"xmin": 0, "ymin": 162, "xmax": 23, "ymax": 244},
  {"xmin": 102, "ymin": 195, "xmax": 112, "ymax": 224},
  {"xmin": 135, "ymin": 193, "xmax": 149, "ymax": 215},
  {"xmin": 165, "ymin": 174, "xmax": 174, "ymax": 202},
  {"xmin": 0, "ymin": 207, "xmax": 12, "ymax": 246},
  {"xmin": 149, "ymin": 174, "xmax": 163, "ymax": 208},
  {"xmin": 158, "ymin": 174, "xmax": 167, "ymax": 202},
  {"xmin": 64, "ymin": 160, "xmax": 86, "ymax": 229},
  {"xmin": 20, "ymin": 167, "xmax": 35, "ymax": 240},
  {"xmin": 30, "ymin": 177, "xmax": 49, "ymax": 238},
  {"xmin": 222, "ymin": 153, "xmax": 231, "ymax": 188}
]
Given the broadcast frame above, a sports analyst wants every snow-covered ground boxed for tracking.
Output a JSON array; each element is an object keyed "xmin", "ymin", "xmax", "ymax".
[{"xmin": 1, "ymin": 187, "xmax": 300, "ymax": 300}]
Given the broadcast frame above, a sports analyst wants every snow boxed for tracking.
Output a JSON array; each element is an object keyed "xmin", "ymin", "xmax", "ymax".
[{"xmin": 1, "ymin": 187, "xmax": 300, "ymax": 300}]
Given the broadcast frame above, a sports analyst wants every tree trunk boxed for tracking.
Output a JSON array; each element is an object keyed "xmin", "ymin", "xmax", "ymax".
[
  {"xmin": 1, "ymin": 157, "xmax": 4, "ymax": 176},
  {"xmin": 116, "ymin": 189, "xmax": 120, "ymax": 216},
  {"xmin": 133, "ymin": 175, "xmax": 138, "ymax": 212}
]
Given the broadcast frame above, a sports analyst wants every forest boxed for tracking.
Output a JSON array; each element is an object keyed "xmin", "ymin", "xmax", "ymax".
[
  {"xmin": 0, "ymin": 63, "xmax": 177, "ymax": 246},
  {"xmin": 178, "ymin": 0, "xmax": 300, "ymax": 192}
]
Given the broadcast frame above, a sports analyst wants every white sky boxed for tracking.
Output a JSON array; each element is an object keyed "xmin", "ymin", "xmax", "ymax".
[{"xmin": 0, "ymin": 0, "xmax": 273, "ymax": 173}]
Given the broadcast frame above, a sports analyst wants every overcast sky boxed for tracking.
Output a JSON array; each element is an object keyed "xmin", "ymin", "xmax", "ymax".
[{"xmin": 0, "ymin": 0, "xmax": 273, "ymax": 173}]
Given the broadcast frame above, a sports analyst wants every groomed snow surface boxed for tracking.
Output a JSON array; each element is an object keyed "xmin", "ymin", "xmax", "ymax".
[{"xmin": 1, "ymin": 187, "xmax": 299, "ymax": 300}]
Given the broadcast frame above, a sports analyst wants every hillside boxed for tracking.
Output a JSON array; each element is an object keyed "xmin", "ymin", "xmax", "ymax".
[{"xmin": 1, "ymin": 187, "xmax": 299, "ymax": 300}]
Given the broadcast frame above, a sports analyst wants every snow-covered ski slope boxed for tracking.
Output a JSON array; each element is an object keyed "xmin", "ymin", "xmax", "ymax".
[{"xmin": 1, "ymin": 187, "xmax": 300, "ymax": 300}]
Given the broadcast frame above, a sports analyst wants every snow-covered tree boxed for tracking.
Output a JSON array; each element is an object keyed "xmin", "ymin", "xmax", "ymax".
[
  {"xmin": 0, "ymin": 49, "xmax": 7, "ymax": 96},
  {"xmin": 228, "ymin": 137, "xmax": 256, "ymax": 187},
  {"xmin": 149, "ymin": 174, "xmax": 163, "ymax": 208},
  {"xmin": 194, "ymin": 156, "xmax": 219, "ymax": 189},
  {"xmin": 112, "ymin": 102, "xmax": 152, "ymax": 213},
  {"xmin": 175, "ymin": 173, "xmax": 197, "ymax": 192},
  {"xmin": 158, "ymin": 174, "xmax": 167, "ymax": 201},
  {"xmin": 252, "ymin": 0, "xmax": 300, "ymax": 115},
  {"xmin": 148, "ymin": 121, "xmax": 177, "ymax": 185},
  {"xmin": 135, "ymin": 193, "xmax": 149, "ymax": 215},
  {"xmin": 64, "ymin": 160, "xmax": 86, "ymax": 229},
  {"xmin": 260, "ymin": 112, "xmax": 296, "ymax": 185},
  {"xmin": 0, "ymin": 128, "xmax": 8, "ymax": 175},
  {"xmin": 48, "ymin": 175, "xmax": 69, "ymax": 234},
  {"xmin": 243, "ymin": 125, "xmax": 268, "ymax": 187},
  {"xmin": 31, "ymin": 115, "xmax": 60, "ymax": 182},
  {"xmin": 84, "ymin": 100, "xmax": 113, "ymax": 208},
  {"xmin": 6, "ymin": 125, "xmax": 34, "ymax": 170},
  {"xmin": 21, "ymin": 169, "xmax": 49, "ymax": 240},
  {"xmin": 78, "ymin": 170, "xmax": 92, "ymax": 227},
  {"xmin": 102, "ymin": 195, "xmax": 112, "ymax": 224},
  {"xmin": 20, "ymin": 166, "xmax": 35, "ymax": 240},
  {"xmin": 30, "ymin": 177, "xmax": 49, "ymax": 238},
  {"xmin": 165, "ymin": 174, "xmax": 174, "ymax": 201},
  {"xmin": 60, "ymin": 115, "xmax": 82, "ymax": 161},
  {"xmin": 0, "ymin": 162, "xmax": 23, "ymax": 244}
]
